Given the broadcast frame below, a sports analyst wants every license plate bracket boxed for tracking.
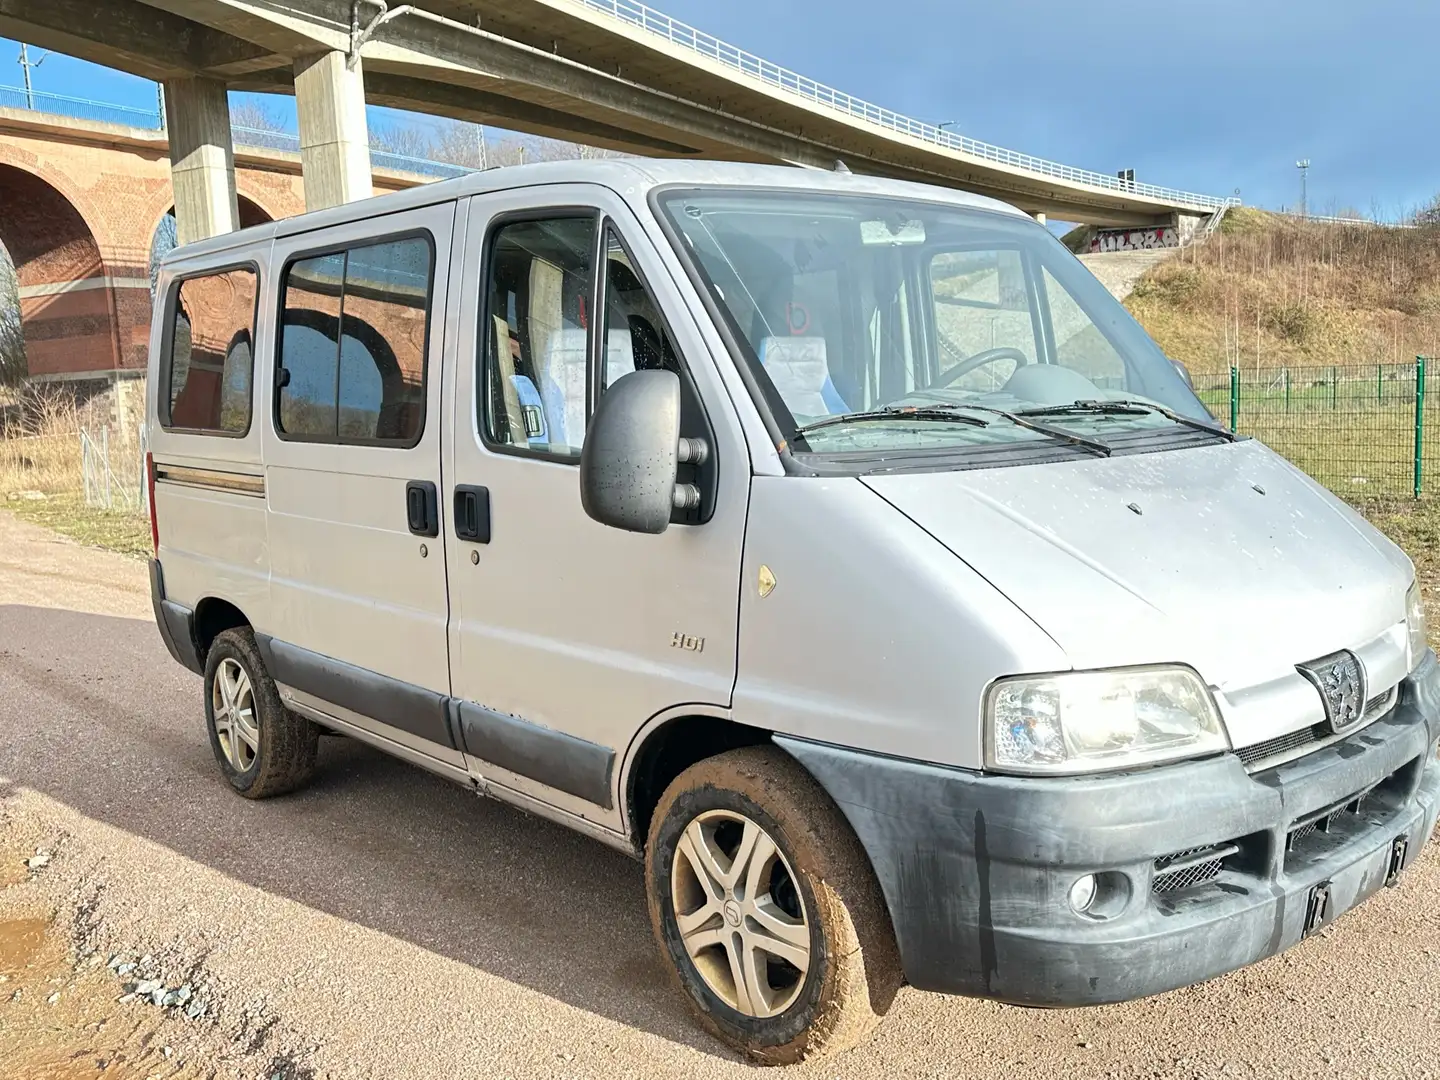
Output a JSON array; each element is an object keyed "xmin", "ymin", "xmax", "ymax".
[
  {"xmin": 1303, "ymin": 880, "xmax": 1332, "ymax": 936},
  {"xmin": 1386, "ymin": 834, "xmax": 1409, "ymax": 886}
]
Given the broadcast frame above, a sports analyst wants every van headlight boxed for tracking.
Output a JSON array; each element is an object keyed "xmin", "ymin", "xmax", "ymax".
[
  {"xmin": 985, "ymin": 666, "xmax": 1229, "ymax": 775},
  {"xmin": 1407, "ymin": 579, "xmax": 1429, "ymax": 671}
]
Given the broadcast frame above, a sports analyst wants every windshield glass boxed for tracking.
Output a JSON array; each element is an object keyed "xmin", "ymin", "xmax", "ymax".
[{"xmin": 657, "ymin": 189, "xmax": 1211, "ymax": 457}]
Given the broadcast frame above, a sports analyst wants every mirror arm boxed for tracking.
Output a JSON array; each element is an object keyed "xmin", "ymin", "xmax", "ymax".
[
  {"xmin": 677, "ymin": 437, "xmax": 709, "ymax": 466},
  {"xmin": 672, "ymin": 484, "xmax": 702, "ymax": 511}
]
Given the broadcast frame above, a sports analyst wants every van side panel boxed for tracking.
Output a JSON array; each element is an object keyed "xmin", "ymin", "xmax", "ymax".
[
  {"xmin": 258, "ymin": 203, "xmax": 458, "ymax": 758},
  {"xmin": 147, "ymin": 252, "xmax": 273, "ymax": 636}
]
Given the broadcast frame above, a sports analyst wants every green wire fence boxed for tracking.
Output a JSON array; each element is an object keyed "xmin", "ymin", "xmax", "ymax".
[{"xmin": 1193, "ymin": 357, "xmax": 1436, "ymax": 503}]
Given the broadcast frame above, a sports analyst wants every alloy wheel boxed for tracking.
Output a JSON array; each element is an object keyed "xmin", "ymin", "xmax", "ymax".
[
  {"xmin": 670, "ymin": 809, "xmax": 811, "ymax": 1018},
  {"xmin": 212, "ymin": 657, "xmax": 259, "ymax": 772}
]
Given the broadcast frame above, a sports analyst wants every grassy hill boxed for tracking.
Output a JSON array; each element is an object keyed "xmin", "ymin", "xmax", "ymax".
[{"xmin": 1124, "ymin": 209, "xmax": 1440, "ymax": 375}]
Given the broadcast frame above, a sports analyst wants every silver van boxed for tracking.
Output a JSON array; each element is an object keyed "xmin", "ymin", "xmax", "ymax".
[{"xmin": 146, "ymin": 160, "xmax": 1440, "ymax": 1064}]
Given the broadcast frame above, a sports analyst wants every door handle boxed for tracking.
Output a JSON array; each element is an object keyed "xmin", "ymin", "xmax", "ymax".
[
  {"xmin": 405, "ymin": 480, "xmax": 438, "ymax": 537},
  {"xmin": 454, "ymin": 485, "xmax": 490, "ymax": 544}
]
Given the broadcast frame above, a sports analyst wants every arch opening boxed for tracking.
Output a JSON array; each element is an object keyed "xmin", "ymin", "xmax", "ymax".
[
  {"xmin": 0, "ymin": 164, "xmax": 111, "ymax": 382},
  {"xmin": 149, "ymin": 196, "xmax": 274, "ymax": 295}
]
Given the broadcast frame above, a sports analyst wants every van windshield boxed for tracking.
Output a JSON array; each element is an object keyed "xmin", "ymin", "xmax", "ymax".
[{"xmin": 656, "ymin": 189, "xmax": 1213, "ymax": 459}]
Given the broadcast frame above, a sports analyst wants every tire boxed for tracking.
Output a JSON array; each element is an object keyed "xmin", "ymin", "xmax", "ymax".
[
  {"xmin": 646, "ymin": 745, "xmax": 901, "ymax": 1065},
  {"xmin": 203, "ymin": 627, "xmax": 319, "ymax": 799}
]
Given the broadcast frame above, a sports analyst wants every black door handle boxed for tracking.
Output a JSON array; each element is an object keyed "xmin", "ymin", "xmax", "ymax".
[
  {"xmin": 405, "ymin": 480, "xmax": 438, "ymax": 537},
  {"xmin": 454, "ymin": 485, "xmax": 490, "ymax": 544}
]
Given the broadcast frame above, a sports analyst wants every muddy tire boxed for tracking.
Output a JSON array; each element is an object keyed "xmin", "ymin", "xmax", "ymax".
[
  {"xmin": 203, "ymin": 627, "xmax": 318, "ymax": 799},
  {"xmin": 646, "ymin": 745, "xmax": 901, "ymax": 1065}
]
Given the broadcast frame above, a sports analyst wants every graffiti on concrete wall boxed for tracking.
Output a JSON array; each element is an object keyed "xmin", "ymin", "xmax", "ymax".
[{"xmin": 1089, "ymin": 226, "xmax": 1178, "ymax": 253}]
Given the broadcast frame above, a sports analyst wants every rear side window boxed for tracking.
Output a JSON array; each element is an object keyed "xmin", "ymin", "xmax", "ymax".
[
  {"xmin": 277, "ymin": 235, "xmax": 433, "ymax": 446},
  {"xmin": 164, "ymin": 266, "xmax": 258, "ymax": 434}
]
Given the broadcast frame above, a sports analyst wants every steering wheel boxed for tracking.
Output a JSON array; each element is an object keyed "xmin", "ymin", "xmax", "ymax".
[{"xmin": 932, "ymin": 346, "xmax": 1030, "ymax": 389}]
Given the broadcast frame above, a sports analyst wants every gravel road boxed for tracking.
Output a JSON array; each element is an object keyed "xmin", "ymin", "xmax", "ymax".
[{"xmin": 2, "ymin": 509, "xmax": 1439, "ymax": 1079}]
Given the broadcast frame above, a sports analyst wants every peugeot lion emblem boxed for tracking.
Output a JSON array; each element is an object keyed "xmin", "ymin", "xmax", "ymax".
[{"xmin": 1297, "ymin": 651, "xmax": 1367, "ymax": 734}]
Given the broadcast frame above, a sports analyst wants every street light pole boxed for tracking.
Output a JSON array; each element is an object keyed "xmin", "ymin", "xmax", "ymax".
[
  {"xmin": 1296, "ymin": 159, "xmax": 1310, "ymax": 219},
  {"xmin": 17, "ymin": 44, "xmax": 48, "ymax": 110}
]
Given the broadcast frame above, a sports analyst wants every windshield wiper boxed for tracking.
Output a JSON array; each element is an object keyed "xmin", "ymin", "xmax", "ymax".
[
  {"xmin": 918, "ymin": 402, "xmax": 1114, "ymax": 456},
  {"xmin": 795, "ymin": 402, "xmax": 1113, "ymax": 457},
  {"xmin": 793, "ymin": 405, "xmax": 990, "ymax": 437},
  {"xmin": 1016, "ymin": 399, "xmax": 1237, "ymax": 441}
]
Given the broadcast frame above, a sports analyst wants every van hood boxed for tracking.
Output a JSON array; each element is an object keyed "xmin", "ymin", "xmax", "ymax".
[{"xmin": 862, "ymin": 440, "xmax": 1414, "ymax": 706}]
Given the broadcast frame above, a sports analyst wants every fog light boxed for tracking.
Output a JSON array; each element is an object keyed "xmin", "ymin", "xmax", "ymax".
[{"xmin": 1068, "ymin": 874, "xmax": 1098, "ymax": 913}]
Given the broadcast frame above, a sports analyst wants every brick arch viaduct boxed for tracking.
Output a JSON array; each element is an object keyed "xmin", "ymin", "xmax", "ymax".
[{"xmin": 0, "ymin": 109, "xmax": 419, "ymax": 383}]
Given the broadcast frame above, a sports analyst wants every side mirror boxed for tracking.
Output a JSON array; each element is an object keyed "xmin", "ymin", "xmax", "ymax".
[
  {"xmin": 1171, "ymin": 358, "xmax": 1195, "ymax": 389},
  {"xmin": 580, "ymin": 369, "xmax": 682, "ymax": 534}
]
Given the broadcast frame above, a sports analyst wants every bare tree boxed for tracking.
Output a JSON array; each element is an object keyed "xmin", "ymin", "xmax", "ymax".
[
  {"xmin": 1415, "ymin": 192, "xmax": 1440, "ymax": 228},
  {"xmin": 369, "ymin": 123, "xmax": 439, "ymax": 161},
  {"xmin": 0, "ymin": 239, "xmax": 24, "ymax": 387},
  {"xmin": 229, "ymin": 100, "xmax": 287, "ymax": 132}
]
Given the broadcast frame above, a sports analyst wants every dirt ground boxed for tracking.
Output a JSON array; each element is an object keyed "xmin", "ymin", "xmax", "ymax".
[{"xmin": 2, "ymin": 509, "xmax": 1439, "ymax": 1080}]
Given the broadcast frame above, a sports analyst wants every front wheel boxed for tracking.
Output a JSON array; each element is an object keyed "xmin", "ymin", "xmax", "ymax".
[{"xmin": 646, "ymin": 746, "xmax": 901, "ymax": 1065}]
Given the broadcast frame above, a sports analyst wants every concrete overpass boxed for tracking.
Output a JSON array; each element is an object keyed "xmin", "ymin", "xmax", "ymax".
[{"xmin": 0, "ymin": 0, "xmax": 1233, "ymax": 240}]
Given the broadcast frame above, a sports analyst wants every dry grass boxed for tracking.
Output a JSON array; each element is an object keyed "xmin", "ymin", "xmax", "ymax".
[
  {"xmin": 1126, "ymin": 209, "xmax": 1440, "ymax": 375},
  {"xmin": 0, "ymin": 387, "xmax": 87, "ymax": 496},
  {"xmin": 4, "ymin": 491, "xmax": 151, "ymax": 557},
  {"xmin": 1, "ymin": 384, "xmax": 149, "ymax": 557}
]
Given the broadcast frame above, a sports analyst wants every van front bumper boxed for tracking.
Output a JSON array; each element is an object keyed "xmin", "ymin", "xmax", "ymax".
[{"xmin": 776, "ymin": 652, "xmax": 1440, "ymax": 1006}]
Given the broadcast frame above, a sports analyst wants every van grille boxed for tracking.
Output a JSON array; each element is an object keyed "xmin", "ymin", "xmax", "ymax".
[
  {"xmin": 1237, "ymin": 726, "xmax": 1321, "ymax": 768},
  {"xmin": 1237, "ymin": 687, "xmax": 1397, "ymax": 771},
  {"xmin": 1152, "ymin": 842, "xmax": 1239, "ymax": 894},
  {"xmin": 1285, "ymin": 786, "xmax": 1377, "ymax": 860}
]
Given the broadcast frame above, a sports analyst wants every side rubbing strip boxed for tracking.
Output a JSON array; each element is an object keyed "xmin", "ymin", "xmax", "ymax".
[
  {"xmin": 154, "ymin": 465, "xmax": 265, "ymax": 497},
  {"xmin": 255, "ymin": 635, "xmax": 453, "ymax": 750},
  {"xmin": 455, "ymin": 701, "xmax": 615, "ymax": 809}
]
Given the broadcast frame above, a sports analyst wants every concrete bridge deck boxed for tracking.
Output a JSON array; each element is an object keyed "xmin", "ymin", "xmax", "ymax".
[{"xmin": 0, "ymin": 0, "xmax": 1230, "ymax": 227}]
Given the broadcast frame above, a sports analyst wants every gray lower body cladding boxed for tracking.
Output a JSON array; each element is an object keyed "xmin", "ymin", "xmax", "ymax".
[{"xmin": 776, "ymin": 652, "xmax": 1440, "ymax": 1006}]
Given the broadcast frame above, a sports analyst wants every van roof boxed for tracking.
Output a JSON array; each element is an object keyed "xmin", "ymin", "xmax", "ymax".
[{"xmin": 163, "ymin": 158, "xmax": 1029, "ymax": 266}]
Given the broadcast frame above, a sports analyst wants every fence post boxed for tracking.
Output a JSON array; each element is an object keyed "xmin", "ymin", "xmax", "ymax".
[
  {"xmin": 1331, "ymin": 365, "xmax": 1337, "ymax": 409},
  {"xmin": 1284, "ymin": 368, "xmax": 1291, "ymax": 412},
  {"xmin": 1379, "ymin": 363, "xmax": 1384, "ymax": 403},
  {"xmin": 1229, "ymin": 366, "xmax": 1239, "ymax": 431},
  {"xmin": 102, "ymin": 426, "xmax": 111, "ymax": 509},
  {"xmin": 1416, "ymin": 357, "xmax": 1427, "ymax": 500}
]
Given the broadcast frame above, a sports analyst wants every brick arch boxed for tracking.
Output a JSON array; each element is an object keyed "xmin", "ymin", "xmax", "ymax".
[
  {"xmin": 0, "ymin": 163, "xmax": 104, "ymax": 290},
  {"xmin": 234, "ymin": 186, "xmax": 280, "ymax": 226},
  {"xmin": 0, "ymin": 161, "xmax": 117, "ymax": 379}
]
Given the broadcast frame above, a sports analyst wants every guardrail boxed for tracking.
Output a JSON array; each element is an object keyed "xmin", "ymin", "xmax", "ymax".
[
  {"xmin": 1269, "ymin": 209, "xmax": 1418, "ymax": 229},
  {"xmin": 570, "ymin": 0, "xmax": 1238, "ymax": 211},
  {"xmin": 1, "ymin": 86, "xmax": 473, "ymax": 181},
  {"xmin": 0, "ymin": 85, "xmax": 161, "ymax": 129}
]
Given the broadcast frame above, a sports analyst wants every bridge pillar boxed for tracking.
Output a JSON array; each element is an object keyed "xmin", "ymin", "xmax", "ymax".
[
  {"xmin": 163, "ymin": 77, "xmax": 240, "ymax": 247},
  {"xmin": 294, "ymin": 50, "xmax": 373, "ymax": 211}
]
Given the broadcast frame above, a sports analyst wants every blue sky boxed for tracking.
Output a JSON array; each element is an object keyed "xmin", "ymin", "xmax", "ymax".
[{"xmin": 4, "ymin": 0, "xmax": 1439, "ymax": 217}]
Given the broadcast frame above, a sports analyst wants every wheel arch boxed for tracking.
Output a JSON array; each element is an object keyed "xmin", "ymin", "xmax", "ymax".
[
  {"xmin": 622, "ymin": 707, "xmax": 772, "ymax": 847},
  {"xmin": 192, "ymin": 595, "xmax": 252, "ymax": 665}
]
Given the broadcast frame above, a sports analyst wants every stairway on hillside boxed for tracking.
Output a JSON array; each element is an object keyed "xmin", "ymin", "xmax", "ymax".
[{"xmin": 1077, "ymin": 250, "xmax": 1174, "ymax": 301}]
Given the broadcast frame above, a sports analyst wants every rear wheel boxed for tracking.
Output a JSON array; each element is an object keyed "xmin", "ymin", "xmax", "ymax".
[
  {"xmin": 646, "ymin": 746, "xmax": 901, "ymax": 1064},
  {"xmin": 203, "ymin": 628, "xmax": 318, "ymax": 798}
]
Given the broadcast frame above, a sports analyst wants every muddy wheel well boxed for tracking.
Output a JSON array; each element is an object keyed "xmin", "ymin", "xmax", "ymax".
[
  {"xmin": 627, "ymin": 715, "xmax": 772, "ymax": 846},
  {"xmin": 192, "ymin": 598, "xmax": 249, "ymax": 664}
]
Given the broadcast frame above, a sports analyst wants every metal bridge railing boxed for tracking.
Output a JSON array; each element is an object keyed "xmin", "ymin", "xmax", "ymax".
[
  {"xmin": 230, "ymin": 125, "xmax": 473, "ymax": 179},
  {"xmin": 0, "ymin": 85, "xmax": 162, "ymax": 129},
  {"xmin": 571, "ymin": 0, "xmax": 1238, "ymax": 211}
]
